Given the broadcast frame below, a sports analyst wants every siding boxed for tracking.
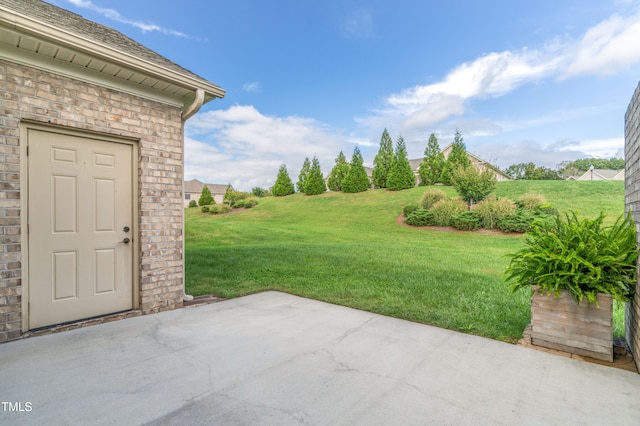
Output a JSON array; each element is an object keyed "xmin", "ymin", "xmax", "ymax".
[{"xmin": 624, "ymin": 80, "xmax": 640, "ymax": 371}]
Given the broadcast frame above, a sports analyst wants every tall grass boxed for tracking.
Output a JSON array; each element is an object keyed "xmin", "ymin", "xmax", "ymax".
[{"xmin": 185, "ymin": 181, "xmax": 626, "ymax": 343}]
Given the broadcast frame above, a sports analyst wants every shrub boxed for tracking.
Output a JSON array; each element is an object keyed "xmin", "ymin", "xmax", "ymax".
[
  {"xmin": 251, "ymin": 187, "xmax": 269, "ymax": 197},
  {"xmin": 419, "ymin": 189, "xmax": 447, "ymax": 210},
  {"xmin": 506, "ymin": 212, "xmax": 638, "ymax": 304},
  {"xmin": 405, "ymin": 209, "xmax": 435, "ymax": 226},
  {"xmin": 201, "ymin": 206, "xmax": 210, "ymax": 213},
  {"xmin": 534, "ymin": 203, "xmax": 558, "ymax": 217},
  {"xmin": 218, "ymin": 205, "xmax": 232, "ymax": 214},
  {"xmin": 496, "ymin": 211, "xmax": 536, "ymax": 233},
  {"xmin": 517, "ymin": 193, "xmax": 547, "ymax": 211},
  {"xmin": 403, "ymin": 203, "xmax": 419, "ymax": 217},
  {"xmin": 198, "ymin": 185, "xmax": 214, "ymax": 206},
  {"xmin": 430, "ymin": 198, "xmax": 467, "ymax": 226},
  {"xmin": 473, "ymin": 197, "xmax": 516, "ymax": 229},
  {"xmin": 242, "ymin": 197, "xmax": 259, "ymax": 208},
  {"xmin": 451, "ymin": 211, "xmax": 482, "ymax": 231},
  {"xmin": 188, "ymin": 200, "xmax": 198, "ymax": 208},
  {"xmin": 209, "ymin": 205, "xmax": 232, "ymax": 214}
]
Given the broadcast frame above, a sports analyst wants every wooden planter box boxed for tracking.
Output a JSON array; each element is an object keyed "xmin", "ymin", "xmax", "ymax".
[{"xmin": 531, "ymin": 288, "xmax": 613, "ymax": 362}]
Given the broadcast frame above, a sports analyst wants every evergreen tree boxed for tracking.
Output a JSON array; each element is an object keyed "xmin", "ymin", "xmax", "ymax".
[
  {"xmin": 304, "ymin": 156, "xmax": 326, "ymax": 195},
  {"xmin": 272, "ymin": 164, "xmax": 295, "ymax": 196},
  {"xmin": 297, "ymin": 157, "xmax": 311, "ymax": 193},
  {"xmin": 418, "ymin": 133, "xmax": 445, "ymax": 185},
  {"xmin": 442, "ymin": 129, "xmax": 471, "ymax": 184},
  {"xmin": 198, "ymin": 185, "xmax": 214, "ymax": 206},
  {"xmin": 327, "ymin": 151, "xmax": 350, "ymax": 191},
  {"xmin": 386, "ymin": 136, "xmax": 416, "ymax": 190},
  {"xmin": 341, "ymin": 147, "xmax": 370, "ymax": 193},
  {"xmin": 371, "ymin": 128, "xmax": 394, "ymax": 188}
]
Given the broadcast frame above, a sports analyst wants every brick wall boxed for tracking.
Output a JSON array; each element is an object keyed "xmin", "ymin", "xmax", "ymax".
[
  {"xmin": 0, "ymin": 60, "xmax": 185, "ymax": 342},
  {"xmin": 625, "ymin": 81, "xmax": 640, "ymax": 370}
]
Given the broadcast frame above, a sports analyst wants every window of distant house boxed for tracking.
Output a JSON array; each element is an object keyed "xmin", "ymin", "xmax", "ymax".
[{"xmin": 185, "ymin": 194, "xmax": 190, "ymax": 200}]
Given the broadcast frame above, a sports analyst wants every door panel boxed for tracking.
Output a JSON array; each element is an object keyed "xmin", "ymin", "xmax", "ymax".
[{"xmin": 28, "ymin": 129, "xmax": 133, "ymax": 329}]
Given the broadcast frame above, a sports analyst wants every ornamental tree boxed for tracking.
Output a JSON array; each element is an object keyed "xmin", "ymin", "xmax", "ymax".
[{"xmin": 450, "ymin": 164, "xmax": 496, "ymax": 208}]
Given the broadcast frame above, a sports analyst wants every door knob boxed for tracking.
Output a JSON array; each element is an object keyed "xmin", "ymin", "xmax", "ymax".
[{"xmin": 120, "ymin": 238, "xmax": 130, "ymax": 244}]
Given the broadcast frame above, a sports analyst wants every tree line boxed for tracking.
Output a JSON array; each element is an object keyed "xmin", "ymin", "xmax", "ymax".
[{"xmin": 271, "ymin": 128, "xmax": 493, "ymax": 202}]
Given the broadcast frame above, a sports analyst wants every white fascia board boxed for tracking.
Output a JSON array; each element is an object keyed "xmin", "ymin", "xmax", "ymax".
[{"xmin": 0, "ymin": 42, "xmax": 185, "ymax": 107}]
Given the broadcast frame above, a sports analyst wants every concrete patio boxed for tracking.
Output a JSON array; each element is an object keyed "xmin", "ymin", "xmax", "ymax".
[{"xmin": 1, "ymin": 291, "xmax": 639, "ymax": 425}]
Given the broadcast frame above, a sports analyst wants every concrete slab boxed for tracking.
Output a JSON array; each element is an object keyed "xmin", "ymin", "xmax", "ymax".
[{"xmin": 1, "ymin": 291, "xmax": 639, "ymax": 425}]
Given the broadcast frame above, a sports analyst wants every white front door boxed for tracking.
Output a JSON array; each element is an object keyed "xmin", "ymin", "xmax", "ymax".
[{"xmin": 28, "ymin": 128, "xmax": 134, "ymax": 329}]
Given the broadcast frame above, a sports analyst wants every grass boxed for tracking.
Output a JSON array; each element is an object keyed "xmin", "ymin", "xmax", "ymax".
[{"xmin": 185, "ymin": 180, "xmax": 626, "ymax": 343}]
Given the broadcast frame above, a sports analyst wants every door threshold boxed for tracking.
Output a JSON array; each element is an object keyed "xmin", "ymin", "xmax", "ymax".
[{"xmin": 25, "ymin": 310, "xmax": 142, "ymax": 339}]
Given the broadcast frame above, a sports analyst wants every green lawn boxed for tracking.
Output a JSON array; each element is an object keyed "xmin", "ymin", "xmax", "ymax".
[{"xmin": 185, "ymin": 180, "xmax": 626, "ymax": 343}]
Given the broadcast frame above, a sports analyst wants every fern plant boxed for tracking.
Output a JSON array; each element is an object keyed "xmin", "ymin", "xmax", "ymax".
[{"xmin": 505, "ymin": 212, "xmax": 638, "ymax": 304}]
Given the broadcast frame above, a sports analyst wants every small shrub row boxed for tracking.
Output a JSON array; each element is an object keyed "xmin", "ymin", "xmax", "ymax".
[
  {"xmin": 201, "ymin": 204, "xmax": 232, "ymax": 214},
  {"xmin": 232, "ymin": 197, "xmax": 259, "ymax": 208}
]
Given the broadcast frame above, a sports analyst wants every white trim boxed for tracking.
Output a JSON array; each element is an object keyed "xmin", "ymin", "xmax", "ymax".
[
  {"xmin": 1, "ymin": 43, "xmax": 185, "ymax": 108},
  {"xmin": 0, "ymin": 6, "xmax": 225, "ymax": 100}
]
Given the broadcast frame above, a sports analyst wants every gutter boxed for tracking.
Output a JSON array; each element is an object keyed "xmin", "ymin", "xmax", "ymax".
[{"xmin": 181, "ymin": 88, "xmax": 205, "ymax": 302}]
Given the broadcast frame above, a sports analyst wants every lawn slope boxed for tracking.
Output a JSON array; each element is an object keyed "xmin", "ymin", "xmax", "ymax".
[{"xmin": 185, "ymin": 180, "xmax": 624, "ymax": 343}]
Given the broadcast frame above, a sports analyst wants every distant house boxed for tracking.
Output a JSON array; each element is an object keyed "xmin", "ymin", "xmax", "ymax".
[
  {"xmin": 407, "ymin": 144, "xmax": 511, "ymax": 185},
  {"xmin": 571, "ymin": 168, "xmax": 625, "ymax": 181},
  {"xmin": 184, "ymin": 179, "xmax": 229, "ymax": 206}
]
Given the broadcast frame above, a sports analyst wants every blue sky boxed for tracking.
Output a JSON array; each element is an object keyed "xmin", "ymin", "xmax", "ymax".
[{"xmin": 58, "ymin": 0, "xmax": 640, "ymax": 190}]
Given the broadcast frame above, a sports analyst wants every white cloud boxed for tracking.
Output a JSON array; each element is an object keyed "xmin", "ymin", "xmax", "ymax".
[
  {"xmin": 340, "ymin": 9, "xmax": 374, "ymax": 40},
  {"xmin": 64, "ymin": 0, "xmax": 191, "ymax": 37},
  {"xmin": 360, "ymin": 10, "xmax": 640, "ymax": 135},
  {"xmin": 242, "ymin": 82, "xmax": 261, "ymax": 93},
  {"xmin": 185, "ymin": 105, "xmax": 350, "ymax": 191},
  {"xmin": 563, "ymin": 12, "xmax": 640, "ymax": 77}
]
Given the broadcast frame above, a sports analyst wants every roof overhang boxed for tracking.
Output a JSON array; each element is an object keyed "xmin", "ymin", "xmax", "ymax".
[{"xmin": 0, "ymin": 5, "xmax": 225, "ymax": 110}]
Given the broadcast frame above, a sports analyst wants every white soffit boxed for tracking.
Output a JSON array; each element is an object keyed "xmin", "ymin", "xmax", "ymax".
[{"xmin": 0, "ymin": 5, "xmax": 224, "ymax": 107}]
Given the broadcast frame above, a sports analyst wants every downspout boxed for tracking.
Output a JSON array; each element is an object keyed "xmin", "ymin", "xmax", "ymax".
[{"xmin": 181, "ymin": 89, "xmax": 205, "ymax": 302}]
